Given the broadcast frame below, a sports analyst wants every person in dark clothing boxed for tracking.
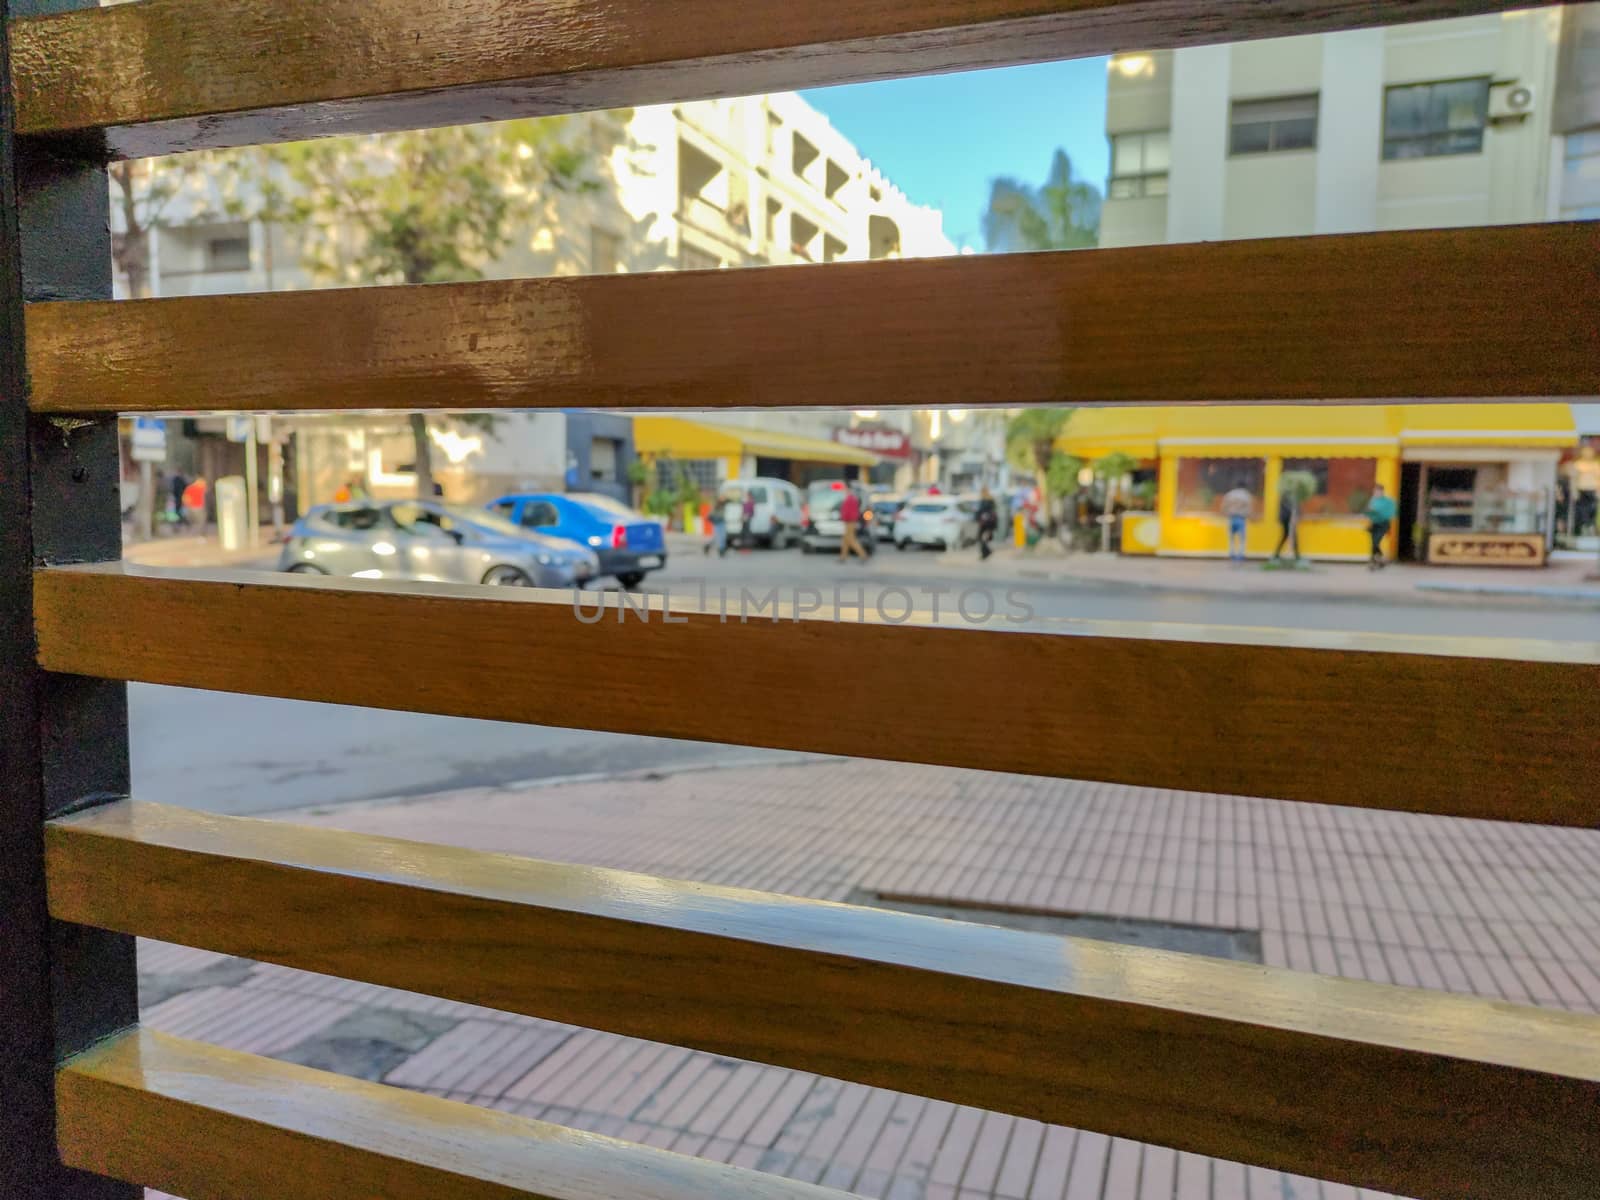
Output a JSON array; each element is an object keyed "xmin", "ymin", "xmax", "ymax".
[
  {"xmin": 168, "ymin": 471, "xmax": 188, "ymax": 523},
  {"xmin": 1272, "ymin": 488, "xmax": 1300, "ymax": 562},
  {"xmin": 975, "ymin": 487, "xmax": 999, "ymax": 560}
]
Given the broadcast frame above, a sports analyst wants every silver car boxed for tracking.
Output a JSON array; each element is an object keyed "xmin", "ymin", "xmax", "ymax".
[{"xmin": 278, "ymin": 501, "xmax": 599, "ymax": 588}]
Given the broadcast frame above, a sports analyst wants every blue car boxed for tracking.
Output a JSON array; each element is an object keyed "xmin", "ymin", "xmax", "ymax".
[{"xmin": 487, "ymin": 492, "xmax": 667, "ymax": 588}]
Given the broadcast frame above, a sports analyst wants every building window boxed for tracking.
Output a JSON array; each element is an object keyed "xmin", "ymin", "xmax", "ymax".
[
  {"xmin": 204, "ymin": 235, "xmax": 250, "ymax": 272},
  {"xmin": 680, "ymin": 243, "xmax": 720, "ymax": 271},
  {"xmin": 766, "ymin": 111, "xmax": 783, "ymax": 158},
  {"xmin": 1280, "ymin": 458, "xmax": 1379, "ymax": 518},
  {"xmin": 1559, "ymin": 129, "xmax": 1600, "ymax": 220},
  {"xmin": 590, "ymin": 227, "xmax": 622, "ymax": 274},
  {"xmin": 1383, "ymin": 78, "xmax": 1490, "ymax": 160},
  {"xmin": 1229, "ymin": 95, "xmax": 1318, "ymax": 155},
  {"xmin": 1175, "ymin": 458, "xmax": 1265, "ymax": 515},
  {"xmin": 590, "ymin": 437, "xmax": 619, "ymax": 483},
  {"xmin": 1108, "ymin": 130, "xmax": 1169, "ymax": 199},
  {"xmin": 792, "ymin": 133, "xmax": 819, "ymax": 180}
]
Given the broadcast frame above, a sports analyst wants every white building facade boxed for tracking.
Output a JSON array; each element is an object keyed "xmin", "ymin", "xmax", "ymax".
[
  {"xmin": 1101, "ymin": 8, "xmax": 1573, "ymax": 250},
  {"xmin": 119, "ymin": 95, "xmax": 952, "ymax": 511}
]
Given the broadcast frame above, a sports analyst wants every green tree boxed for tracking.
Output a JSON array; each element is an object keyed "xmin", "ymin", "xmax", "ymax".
[
  {"xmin": 237, "ymin": 118, "xmax": 593, "ymax": 497},
  {"xmin": 1006, "ymin": 408, "xmax": 1077, "ymax": 532},
  {"xmin": 981, "ymin": 149, "xmax": 1102, "ymax": 253}
]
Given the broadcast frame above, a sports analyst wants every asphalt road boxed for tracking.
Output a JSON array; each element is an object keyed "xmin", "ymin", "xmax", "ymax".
[{"xmin": 130, "ymin": 545, "xmax": 1598, "ymax": 816}]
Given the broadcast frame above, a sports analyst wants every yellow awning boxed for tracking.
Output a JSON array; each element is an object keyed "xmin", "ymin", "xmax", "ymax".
[
  {"xmin": 1054, "ymin": 408, "xmax": 1159, "ymax": 460},
  {"xmin": 1397, "ymin": 404, "xmax": 1577, "ymax": 448},
  {"xmin": 632, "ymin": 416, "xmax": 881, "ymax": 467},
  {"xmin": 1054, "ymin": 404, "xmax": 1578, "ymax": 458}
]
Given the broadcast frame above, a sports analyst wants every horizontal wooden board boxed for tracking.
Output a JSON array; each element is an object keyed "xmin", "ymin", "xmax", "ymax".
[
  {"xmin": 14, "ymin": 0, "xmax": 1537, "ymax": 157},
  {"xmin": 32, "ymin": 563, "xmax": 1600, "ymax": 824},
  {"xmin": 48, "ymin": 801, "xmax": 1600, "ymax": 1200},
  {"xmin": 27, "ymin": 224, "xmax": 1600, "ymax": 413},
  {"xmin": 57, "ymin": 1027, "xmax": 855, "ymax": 1200}
]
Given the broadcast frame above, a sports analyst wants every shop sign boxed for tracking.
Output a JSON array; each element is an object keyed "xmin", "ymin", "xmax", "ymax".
[
  {"xmin": 130, "ymin": 416, "xmax": 166, "ymax": 463},
  {"xmin": 1426, "ymin": 532, "xmax": 1547, "ymax": 567},
  {"xmin": 834, "ymin": 427, "xmax": 910, "ymax": 459}
]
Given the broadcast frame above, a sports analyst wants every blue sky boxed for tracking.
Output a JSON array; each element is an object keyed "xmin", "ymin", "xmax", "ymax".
[{"xmin": 802, "ymin": 58, "xmax": 1110, "ymax": 252}]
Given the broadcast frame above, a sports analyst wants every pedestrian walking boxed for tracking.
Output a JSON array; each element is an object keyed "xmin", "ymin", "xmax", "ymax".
[
  {"xmin": 1271, "ymin": 484, "xmax": 1300, "ymax": 563},
  {"xmin": 838, "ymin": 488, "xmax": 868, "ymax": 562},
  {"xmin": 168, "ymin": 470, "xmax": 189, "ymax": 525},
  {"xmin": 1221, "ymin": 484, "xmax": 1253, "ymax": 564},
  {"xmin": 975, "ymin": 487, "xmax": 998, "ymax": 561},
  {"xmin": 180, "ymin": 476, "xmax": 208, "ymax": 532},
  {"xmin": 1365, "ymin": 483, "xmax": 1397, "ymax": 570},
  {"xmin": 704, "ymin": 501, "xmax": 727, "ymax": 557},
  {"xmin": 739, "ymin": 491, "xmax": 756, "ymax": 549}
]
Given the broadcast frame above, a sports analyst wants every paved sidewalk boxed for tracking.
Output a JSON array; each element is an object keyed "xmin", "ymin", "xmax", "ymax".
[
  {"xmin": 138, "ymin": 759, "xmax": 1600, "ymax": 1200},
  {"xmin": 934, "ymin": 543, "xmax": 1600, "ymax": 605},
  {"xmin": 123, "ymin": 534, "xmax": 279, "ymax": 570}
]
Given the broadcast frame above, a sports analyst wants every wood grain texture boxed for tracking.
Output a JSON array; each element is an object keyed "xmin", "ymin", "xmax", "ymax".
[
  {"xmin": 13, "ymin": 0, "xmax": 1538, "ymax": 157},
  {"xmin": 47, "ymin": 802, "xmax": 1600, "ymax": 1200},
  {"xmin": 57, "ymin": 1027, "xmax": 856, "ymax": 1200},
  {"xmin": 27, "ymin": 223, "xmax": 1600, "ymax": 413},
  {"xmin": 32, "ymin": 563, "xmax": 1600, "ymax": 824}
]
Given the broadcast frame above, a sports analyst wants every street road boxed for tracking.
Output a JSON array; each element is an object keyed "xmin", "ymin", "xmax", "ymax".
[{"xmin": 131, "ymin": 545, "xmax": 1598, "ymax": 816}]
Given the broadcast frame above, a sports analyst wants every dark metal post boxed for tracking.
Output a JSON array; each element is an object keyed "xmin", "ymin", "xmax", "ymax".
[{"xmin": 0, "ymin": 0, "xmax": 140, "ymax": 1196}]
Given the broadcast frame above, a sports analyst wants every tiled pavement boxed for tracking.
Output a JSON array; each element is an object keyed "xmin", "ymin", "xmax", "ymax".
[{"xmin": 140, "ymin": 758, "xmax": 1600, "ymax": 1200}]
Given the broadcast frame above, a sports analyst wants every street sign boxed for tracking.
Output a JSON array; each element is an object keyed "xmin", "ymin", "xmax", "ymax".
[
  {"xmin": 226, "ymin": 415, "xmax": 252, "ymax": 443},
  {"xmin": 130, "ymin": 416, "xmax": 167, "ymax": 463}
]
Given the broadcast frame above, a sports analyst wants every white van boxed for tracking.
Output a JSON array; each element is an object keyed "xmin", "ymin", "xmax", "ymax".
[{"xmin": 718, "ymin": 478, "xmax": 804, "ymax": 549}]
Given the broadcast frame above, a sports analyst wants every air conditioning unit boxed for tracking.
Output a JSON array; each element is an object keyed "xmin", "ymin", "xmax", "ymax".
[{"xmin": 1489, "ymin": 83, "xmax": 1536, "ymax": 120}]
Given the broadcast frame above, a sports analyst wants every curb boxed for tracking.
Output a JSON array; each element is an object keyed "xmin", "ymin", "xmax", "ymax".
[
  {"xmin": 933, "ymin": 554, "xmax": 1600, "ymax": 608},
  {"xmin": 1416, "ymin": 582, "xmax": 1600, "ymax": 603}
]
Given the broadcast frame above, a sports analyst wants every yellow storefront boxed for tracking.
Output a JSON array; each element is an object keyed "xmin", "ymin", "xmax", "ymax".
[{"xmin": 1059, "ymin": 405, "xmax": 1575, "ymax": 562}]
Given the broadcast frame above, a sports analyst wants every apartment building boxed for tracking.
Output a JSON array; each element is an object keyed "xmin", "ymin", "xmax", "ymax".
[
  {"xmin": 1100, "ymin": 8, "xmax": 1573, "ymax": 248},
  {"xmin": 1092, "ymin": 6, "xmax": 1596, "ymax": 563},
  {"xmin": 119, "ymin": 96, "xmax": 951, "ymax": 511}
]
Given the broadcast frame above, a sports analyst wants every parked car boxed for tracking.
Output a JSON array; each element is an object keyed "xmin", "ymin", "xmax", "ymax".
[
  {"xmin": 487, "ymin": 492, "xmax": 666, "ymax": 588},
  {"xmin": 278, "ymin": 501, "xmax": 599, "ymax": 587},
  {"xmin": 801, "ymin": 484, "xmax": 875, "ymax": 555},
  {"xmin": 719, "ymin": 478, "xmax": 803, "ymax": 548},
  {"xmin": 869, "ymin": 493, "xmax": 905, "ymax": 542},
  {"xmin": 894, "ymin": 495, "xmax": 979, "ymax": 550}
]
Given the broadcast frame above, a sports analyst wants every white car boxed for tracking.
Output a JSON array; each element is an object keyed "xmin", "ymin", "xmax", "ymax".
[
  {"xmin": 719, "ymin": 478, "xmax": 804, "ymax": 549},
  {"xmin": 894, "ymin": 496, "xmax": 979, "ymax": 550},
  {"xmin": 800, "ymin": 485, "xmax": 872, "ymax": 554}
]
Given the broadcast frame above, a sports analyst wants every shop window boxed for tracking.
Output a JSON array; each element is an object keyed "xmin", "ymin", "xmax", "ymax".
[
  {"xmin": 1175, "ymin": 457, "xmax": 1264, "ymax": 515},
  {"xmin": 1108, "ymin": 130, "xmax": 1169, "ymax": 199},
  {"xmin": 1383, "ymin": 78, "xmax": 1490, "ymax": 160},
  {"xmin": 655, "ymin": 458, "xmax": 719, "ymax": 495},
  {"xmin": 1229, "ymin": 94, "xmax": 1319, "ymax": 155},
  {"xmin": 1282, "ymin": 457, "xmax": 1378, "ymax": 518}
]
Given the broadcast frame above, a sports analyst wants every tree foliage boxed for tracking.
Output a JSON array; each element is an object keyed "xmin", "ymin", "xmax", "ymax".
[
  {"xmin": 1005, "ymin": 408, "xmax": 1076, "ymax": 505},
  {"xmin": 981, "ymin": 149, "xmax": 1102, "ymax": 253},
  {"xmin": 231, "ymin": 118, "xmax": 593, "ymax": 496}
]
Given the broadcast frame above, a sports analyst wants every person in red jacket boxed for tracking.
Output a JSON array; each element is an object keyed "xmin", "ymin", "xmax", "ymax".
[{"xmin": 838, "ymin": 488, "xmax": 868, "ymax": 562}]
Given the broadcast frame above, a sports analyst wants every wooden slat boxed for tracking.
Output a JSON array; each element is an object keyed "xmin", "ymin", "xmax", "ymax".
[
  {"xmin": 57, "ymin": 1027, "xmax": 855, "ymax": 1200},
  {"xmin": 13, "ymin": 0, "xmax": 1537, "ymax": 158},
  {"xmin": 32, "ymin": 562, "xmax": 1600, "ymax": 825},
  {"xmin": 48, "ymin": 801, "xmax": 1600, "ymax": 1200},
  {"xmin": 26, "ymin": 223, "xmax": 1600, "ymax": 413}
]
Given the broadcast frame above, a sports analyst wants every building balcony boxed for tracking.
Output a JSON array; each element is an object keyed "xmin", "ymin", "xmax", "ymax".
[{"xmin": 677, "ymin": 193, "xmax": 750, "ymax": 253}]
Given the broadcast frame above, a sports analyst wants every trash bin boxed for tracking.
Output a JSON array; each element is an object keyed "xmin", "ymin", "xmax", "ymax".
[{"xmin": 215, "ymin": 475, "xmax": 248, "ymax": 550}]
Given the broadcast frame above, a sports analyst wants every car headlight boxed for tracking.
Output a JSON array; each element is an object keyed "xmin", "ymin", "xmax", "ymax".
[{"xmin": 535, "ymin": 554, "xmax": 553, "ymax": 565}]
